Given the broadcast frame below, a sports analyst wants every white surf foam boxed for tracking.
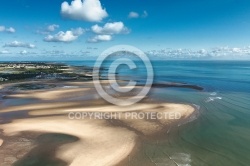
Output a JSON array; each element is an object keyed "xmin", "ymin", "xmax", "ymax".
[{"xmin": 205, "ymin": 96, "xmax": 222, "ymax": 103}]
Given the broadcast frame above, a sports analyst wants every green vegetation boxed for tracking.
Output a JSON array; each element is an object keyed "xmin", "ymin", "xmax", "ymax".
[{"xmin": 0, "ymin": 62, "xmax": 93, "ymax": 83}]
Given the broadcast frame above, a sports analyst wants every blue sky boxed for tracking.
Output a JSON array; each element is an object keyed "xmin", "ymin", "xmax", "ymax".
[{"xmin": 1, "ymin": 0, "xmax": 250, "ymax": 60}]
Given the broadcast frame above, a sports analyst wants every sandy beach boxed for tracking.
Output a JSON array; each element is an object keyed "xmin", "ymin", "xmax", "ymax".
[{"xmin": 0, "ymin": 80, "xmax": 196, "ymax": 166}]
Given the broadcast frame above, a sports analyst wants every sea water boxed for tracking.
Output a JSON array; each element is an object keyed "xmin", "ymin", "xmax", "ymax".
[{"xmin": 65, "ymin": 60, "xmax": 250, "ymax": 166}]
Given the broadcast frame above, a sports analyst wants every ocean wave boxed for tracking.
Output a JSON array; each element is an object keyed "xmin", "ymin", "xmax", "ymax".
[
  {"xmin": 170, "ymin": 153, "xmax": 192, "ymax": 166},
  {"xmin": 192, "ymin": 104, "xmax": 200, "ymax": 110},
  {"xmin": 62, "ymin": 86, "xmax": 80, "ymax": 89},
  {"xmin": 210, "ymin": 92, "xmax": 217, "ymax": 96},
  {"xmin": 178, "ymin": 104, "xmax": 200, "ymax": 127},
  {"xmin": 205, "ymin": 97, "xmax": 222, "ymax": 103}
]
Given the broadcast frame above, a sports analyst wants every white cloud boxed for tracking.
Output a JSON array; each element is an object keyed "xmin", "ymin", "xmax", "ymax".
[
  {"xmin": 4, "ymin": 41, "xmax": 35, "ymax": 48},
  {"xmin": 91, "ymin": 22, "xmax": 129, "ymax": 35},
  {"xmin": 44, "ymin": 28, "xmax": 84, "ymax": 42},
  {"xmin": 44, "ymin": 31, "xmax": 77, "ymax": 42},
  {"xmin": 71, "ymin": 27, "xmax": 85, "ymax": 36},
  {"xmin": 20, "ymin": 50, "xmax": 28, "ymax": 54},
  {"xmin": 198, "ymin": 49, "xmax": 207, "ymax": 54},
  {"xmin": 128, "ymin": 12, "xmax": 139, "ymax": 18},
  {"xmin": 6, "ymin": 27, "xmax": 15, "ymax": 33},
  {"xmin": 0, "ymin": 50, "xmax": 10, "ymax": 54},
  {"xmin": 128, "ymin": 11, "xmax": 148, "ymax": 19},
  {"xmin": 0, "ymin": 26, "xmax": 5, "ymax": 31},
  {"xmin": 61, "ymin": 0, "xmax": 108, "ymax": 22},
  {"xmin": 88, "ymin": 35, "xmax": 112, "ymax": 43},
  {"xmin": 0, "ymin": 26, "xmax": 15, "ymax": 33},
  {"xmin": 47, "ymin": 24, "xmax": 59, "ymax": 32}
]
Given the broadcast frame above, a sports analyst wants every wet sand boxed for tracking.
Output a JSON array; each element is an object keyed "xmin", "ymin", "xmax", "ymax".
[{"xmin": 0, "ymin": 80, "xmax": 197, "ymax": 166}]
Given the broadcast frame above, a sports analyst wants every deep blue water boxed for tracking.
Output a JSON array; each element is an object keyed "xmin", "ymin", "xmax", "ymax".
[{"xmin": 65, "ymin": 60, "xmax": 250, "ymax": 92}]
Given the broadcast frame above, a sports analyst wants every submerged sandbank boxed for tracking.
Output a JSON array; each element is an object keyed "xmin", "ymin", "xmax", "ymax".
[{"xmin": 0, "ymin": 81, "xmax": 197, "ymax": 166}]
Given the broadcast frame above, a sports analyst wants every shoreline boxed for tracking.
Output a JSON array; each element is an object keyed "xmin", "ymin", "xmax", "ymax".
[{"xmin": 0, "ymin": 80, "xmax": 198, "ymax": 166}]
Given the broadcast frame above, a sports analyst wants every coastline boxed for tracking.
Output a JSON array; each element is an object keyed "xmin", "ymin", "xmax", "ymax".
[{"xmin": 0, "ymin": 79, "xmax": 198, "ymax": 166}]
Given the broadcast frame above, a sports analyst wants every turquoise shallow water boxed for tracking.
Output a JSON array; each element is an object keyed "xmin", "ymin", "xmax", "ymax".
[
  {"xmin": 151, "ymin": 61, "xmax": 250, "ymax": 166},
  {"xmin": 66, "ymin": 60, "xmax": 250, "ymax": 166}
]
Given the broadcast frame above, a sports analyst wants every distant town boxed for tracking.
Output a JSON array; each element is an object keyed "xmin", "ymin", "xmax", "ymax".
[
  {"xmin": 0, "ymin": 63, "xmax": 53, "ymax": 69},
  {"xmin": 0, "ymin": 62, "xmax": 93, "ymax": 82}
]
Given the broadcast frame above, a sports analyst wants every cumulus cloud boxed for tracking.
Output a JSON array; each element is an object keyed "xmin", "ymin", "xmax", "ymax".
[
  {"xmin": 128, "ymin": 12, "xmax": 139, "ymax": 18},
  {"xmin": 91, "ymin": 22, "xmax": 129, "ymax": 35},
  {"xmin": 0, "ymin": 26, "xmax": 15, "ymax": 33},
  {"xmin": 71, "ymin": 27, "xmax": 85, "ymax": 36},
  {"xmin": 61, "ymin": 0, "xmax": 108, "ymax": 22},
  {"xmin": 88, "ymin": 35, "xmax": 112, "ymax": 43},
  {"xmin": 44, "ymin": 28, "xmax": 84, "ymax": 42},
  {"xmin": 89, "ymin": 22, "xmax": 129, "ymax": 43},
  {"xmin": 44, "ymin": 31, "xmax": 78, "ymax": 42},
  {"xmin": 47, "ymin": 24, "xmax": 59, "ymax": 32},
  {"xmin": 4, "ymin": 41, "xmax": 35, "ymax": 48}
]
